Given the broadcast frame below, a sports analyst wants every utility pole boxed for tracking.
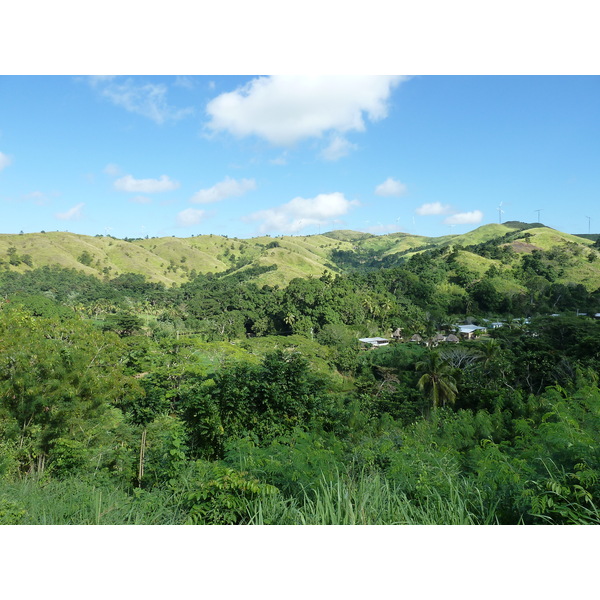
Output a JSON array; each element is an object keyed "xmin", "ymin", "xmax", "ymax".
[
  {"xmin": 535, "ymin": 209, "xmax": 542, "ymax": 222},
  {"xmin": 587, "ymin": 216, "xmax": 591, "ymax": 234}
]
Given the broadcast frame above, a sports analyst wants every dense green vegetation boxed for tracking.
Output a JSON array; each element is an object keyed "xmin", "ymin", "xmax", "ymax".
[{"xmin": 1, "ymin": 225, "xmax": 600, "ymax": 524}]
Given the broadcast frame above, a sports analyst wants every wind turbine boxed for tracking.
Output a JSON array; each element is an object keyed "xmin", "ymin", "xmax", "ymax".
[{"xmin": 497, "ymin": 202, "xmax": 504, "ymax": 224}]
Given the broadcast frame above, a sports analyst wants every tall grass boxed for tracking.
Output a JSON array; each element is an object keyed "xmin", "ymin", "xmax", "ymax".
[
  {"xmin": 247, "ymin": 470, "xmax": 498, "ymax": 525},
  {"xmin": 0, "ymin": 477, "xmax": 186, "ymax": 524},
  {"xmin": 0, "ymin": 469, "xmax": 500, "ymax": 525}
]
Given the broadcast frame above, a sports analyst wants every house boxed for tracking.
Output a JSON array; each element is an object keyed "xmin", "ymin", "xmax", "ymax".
[
  {"xmin": 410, "ymin": 333, "xmax": 423, "ymax": 343},
  {"xmin": 445, "ymin": 334, "xmax": 460, "ymax": 343},
  {"xmin": 359, "ymin": 337, "xmax": 389, "ymax": 348},
  {"xmin": 455, "ymin": 324, "xmax": 486, "ymax": 339},
  {"xmin": 424, "ymin": 333, "xmax": 447, "ymax": 348},
  {"xmin": 481, "ymin": 319, "xmax": 505, "ymax": 329},
  {"xmin": 391, "ymin": 327, "xmax": 403, "ymax": 341}
]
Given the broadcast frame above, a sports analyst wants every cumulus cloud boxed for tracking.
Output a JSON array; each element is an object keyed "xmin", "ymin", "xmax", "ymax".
[
  {"xmin": 191, "ymin": 176, "xmax": 256, "ymax": 204},
  {"xmin": 0, "ymin": 152, "xmax": 12, "ymax": 171},
  {"xmin": 444, "ymin": 210, "xmax": 484, "ymax": 226},
  {"xmin": 89, "ymin": 77, "xmax": 194, "ymax": 124},
  {"xmin": 320, "ymin": 135, "xmax": 358, "ymax": 161},
  {"xmin": 56, "ymin": 202, "xmax": 84, "ymax": 221},
  {"xmin": 206, "ymin": 75, "xmax": 406, "ymax": 146},
  {"xmin": 375, "ymin": 177, "xmax": 407, "ymax": 197},
  {"xmin": 247, "ymin": 192, "xmax": 359, "ymax": 234},
  {"xmin": 177, "ymin": 208, "xmax": 206, "ymax": 227},
  {"xmin": 114, "ymin": 174, "xmax": 180, "ymax": 193},
  {"xmin": 416, "ymin": 202, "xmax": 452, "ymax": 216}
]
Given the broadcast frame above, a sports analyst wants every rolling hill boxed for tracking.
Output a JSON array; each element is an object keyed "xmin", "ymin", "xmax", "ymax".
[{"xmin": 1, "ymin": 222, "xmax": 599, "ymax": 290}]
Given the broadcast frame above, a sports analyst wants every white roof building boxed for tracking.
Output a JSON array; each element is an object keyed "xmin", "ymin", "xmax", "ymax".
[
  {"xmin": 455, "ymin": 324, "xmax": 487, "ymax": 339},
  {"xmin": 359, "ymin": 337, "xmax": 389, "ymax": 347}
]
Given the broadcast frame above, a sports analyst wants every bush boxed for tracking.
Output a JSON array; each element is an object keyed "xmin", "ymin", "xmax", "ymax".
[
  {"xmin": 182, "ymin": 461, "xmax": 278, "ymax": 524},
  {"xmin": 0, "ymin": 497, "xmax": 27, "ymax": 524}
]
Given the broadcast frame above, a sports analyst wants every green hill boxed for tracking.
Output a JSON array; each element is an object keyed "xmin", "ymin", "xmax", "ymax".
[{"xmin": 1, "ymin": 222, "xmax": 599, "ymax": 290}]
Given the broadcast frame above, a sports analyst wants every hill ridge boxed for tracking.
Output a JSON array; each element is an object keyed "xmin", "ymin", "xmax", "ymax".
[{"xmin": 0, "ymin": 223, "xmax": 597, "ymax": 288}]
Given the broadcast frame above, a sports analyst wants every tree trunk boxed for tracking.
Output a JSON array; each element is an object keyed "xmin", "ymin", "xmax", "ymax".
[{"xmin": 138, "ymin": 428, "xmax": 147, "ymax": 487}]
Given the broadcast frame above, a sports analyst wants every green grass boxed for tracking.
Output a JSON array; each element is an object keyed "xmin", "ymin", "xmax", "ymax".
[
  {"xmin": 453, "ymin": 251, "xmax": 499, "ymax": 275},
  {"xmin": 240, "ymin": 334, "xmax": 341, "ymax": 380},
  {"xmin": 452, "ymin": 222, "xmax": 526, "ymax": 246},
  {"xmin": 247, "ymin": 470, "xmax": 498, "ymax": 525},
  {"xmin": 0, "ymin": 476, "xmax": 186, "ymax": 524},
  {"xmin": 0, "ymin": 465, "xmax": 503, "ymax": 525},
  {"xmin": 524, "ymin": 227, "xmax": 594, "ymax": 250}
]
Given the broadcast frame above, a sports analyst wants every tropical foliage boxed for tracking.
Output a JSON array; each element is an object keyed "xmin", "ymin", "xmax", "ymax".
[{"xmin": 2, "ymin": 224, "xmax": 600, "ymax": 524}]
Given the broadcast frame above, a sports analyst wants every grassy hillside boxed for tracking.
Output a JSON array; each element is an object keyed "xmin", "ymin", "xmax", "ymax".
[
  {"xmin": 2, "ymin": 222, "xmax": 599, "ymax": 290},
  {"xmin": 0, "ymin": 231, "xmax": 354, "ymax": 287}
]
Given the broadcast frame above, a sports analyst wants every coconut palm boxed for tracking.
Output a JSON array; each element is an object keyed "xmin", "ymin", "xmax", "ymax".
[
  {"xmin": 415, "ymin": 350, "xmax": 458, "ymax": 410},
  {"xmin": 478, "ymin": 339, "xmax": 501, "ymax": 369}
]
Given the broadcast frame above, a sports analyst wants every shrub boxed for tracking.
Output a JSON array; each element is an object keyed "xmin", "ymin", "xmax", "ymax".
[{"xmin": 183, "ymin": 461, "xmax": 278, "ymax": 524}]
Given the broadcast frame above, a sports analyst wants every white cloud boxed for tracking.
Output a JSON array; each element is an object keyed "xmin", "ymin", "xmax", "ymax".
[
  {"xmin": 56, "ymin": 202, "xmax": 84, "ymax": 221},
  {"xmin": 191, "ymin": 176, "xmax": 256, "ymax": 204},
  {"xmin": 89, "ymin": 77, "xmax": 194, "ymax": 124},
  {"xmin": 130, "ymin": 195, "xmax": 152, "ymax": 204},
  {"xmin": 247, "ymin": 192, "xmax": 359, "ymax": 234},
  {"xmin": 444, "ymin": 210, "xmax": 484, "ymax": 226},
  {"xmin": 320, "ymin": 135, "xmax": 357, "ymax": 161},
  {"xmin": 114, "ymin": 174, "xmax": 180, "ymax": 193},
  {"xmin": 177, "ymin": 208, "xmax": 206, "ymax": 227},
  {"xmin": 375, "ymin": 177, "xmax": 407, "ymax": 197},
  {"xmin": 0, "ymin": 152, "xmax": 12, "ymax": 171},
  {"xmin": 206, "ymin": 75, "xmax": 407, "ymax": 146},
  {"xmin": 416, "ymin": 202, "xmax": 452, "ymax": 216},
  {"xmin": 103, "ymin": 163, "xmax": 121, "ymax": 176}
]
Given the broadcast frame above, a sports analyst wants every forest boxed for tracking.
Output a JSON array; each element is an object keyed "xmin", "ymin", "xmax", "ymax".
[{"xmin": 1, "ymin": 230, "xmax": 600, "ymax": 525}]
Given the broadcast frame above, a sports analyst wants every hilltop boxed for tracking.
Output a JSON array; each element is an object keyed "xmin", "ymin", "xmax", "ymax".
[{"xmin": 1, "ymin": 222, "xmax": 599, "ymax": 290}]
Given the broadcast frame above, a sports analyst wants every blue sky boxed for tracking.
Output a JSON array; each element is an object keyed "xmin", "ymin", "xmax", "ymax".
[{"xmin": 1, "ymin": 75, "xmax": 598, "ymax": 239}]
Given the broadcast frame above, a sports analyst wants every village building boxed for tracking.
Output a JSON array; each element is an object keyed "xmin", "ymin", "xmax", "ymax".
[
  {"xmin": 455, "ymin": 324, "xmax": 487, "ymax": 339},
  {"xmin": 359, "ymin": 337, "xmax": 390, "ymax": 348}
]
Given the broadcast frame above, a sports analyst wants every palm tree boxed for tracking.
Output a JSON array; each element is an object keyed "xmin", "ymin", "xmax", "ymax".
[
  {"xmin": 415, "ymin": 350, "xmax": 458, "ymax": 410},
  {"xmin": 362, "ymin": 297, "xmax": 375, "ymax": 317},
  {"xmin": 478, "ymin": 339, "xmax": 501, "ymax": 369}
]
